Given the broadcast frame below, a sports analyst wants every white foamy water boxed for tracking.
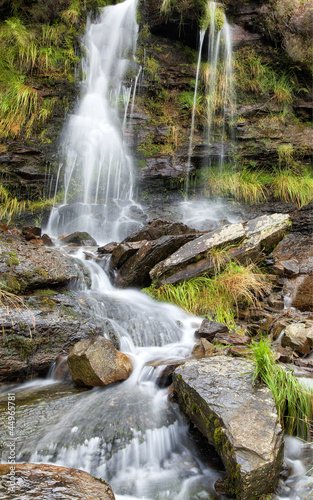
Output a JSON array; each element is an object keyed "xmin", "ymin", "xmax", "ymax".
[{"xmin": 46, "ymin": 0, "xmax": 143, "ymax": 244}]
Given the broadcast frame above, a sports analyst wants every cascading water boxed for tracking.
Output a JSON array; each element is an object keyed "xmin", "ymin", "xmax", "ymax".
[
  {"xmin": 1, "ymin": 251, "xmax": 228, "ymax": 499},
  {"xmin": 45, "ymin": 0, "xmax": 142, "ymax": 244},
  {"xmin": 186, "ymin": 1, "xmax": 235, "ymax": 196}
]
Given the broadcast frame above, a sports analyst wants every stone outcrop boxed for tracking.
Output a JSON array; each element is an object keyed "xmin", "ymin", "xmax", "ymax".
[
  {"xmin": 0, "ymin": 231, "xmax": 85, "ymax": 294},
  {"xmin": 60, "ymin": 231, "xmax": 97, "ymax": 246},
  {"xmin": 109, "ymin": 219, "xmax": 200, "ymax": 288},
  {"xmin": 150, "ymin": 214, "xmax": 291, "ymax": 286},
  {"xmin": 195, "ymin": 319, "xmax": 229, "ymax": 340},
  {"xmin": 281, "ymin": 322, "xmax": 313, "ymax": 355},
  {"xmin": 0, "ymin": 463, "xmax": 115, "ymax": 500},
  {"xmin": 0, "ymin": 291, "xmax": 105, "ymax": 382},
  {"xmin": 173, "ymin": 356, "xmax": 284, "ymax": 500},
  {"xmin": 67, "ymin": 336, "xmax": 133, "ymax": 387},
  {"xmin": 270, "ymin": 232, "xmax": 313, "ymax": 311}
]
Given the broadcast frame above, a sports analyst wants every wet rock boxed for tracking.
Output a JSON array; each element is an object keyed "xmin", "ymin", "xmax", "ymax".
[
  {"xmin": 272, "ymin": 259, "xmax": 300, "ymax": 276},
  {"xmin": 285, "ymin": 275, "xmax": 313, "ymax": 312},
  {"xmin": 125, "ymin": 218, "xmax": 198, "ymax": 242},
  {"xmin": 0, "ymin": 292, "xmax": 106, "ymax": 382},
  {"xmin": 274, "ymin": 346, "xmax": 294, "ymax": 364},
  {"xmin": 41, "ymin": 234, "xmax": 54, "ymax": 247},
  {"xmin": 195, "ymin": 319, "xmax": 229, "ymax": 341},
  {"xmin": 114, "ymin": 233, "xmax": 198, "ymax": 288},
  {"xmin": 290, "ymin": 204, "xmax": 313, "ymax": 234},
  {"xmin": 0, "ymin": 232, "xmax": 85, "ymax": 294},
  {"xmin": 150, "ymin": 222, "xmax": 245, "ymax": 284},
  {"xmin": 97, "ymin": 242, "xmax": 118, "ymax": 255},
  {"xmin": 214, "ymin": 332, "xmax": 251, "ymax": 347},
  {"xmin": 68, "ymin": 336, "xmax": 133, "ymax": 387},
  {"xmin": 150, "ymin": 214, "xmax": 290, "ymax": 286},
  {"xmin": 282, "ymin": 323, "xmax": 313, "ymax": 355},
  {"xmin": 22, "ymin": 226, "xmax": 41, "ymax": 241},
  {"xmin": 191, "ymin": 338, "xmax": 215, "ymax": 358},
  {"xmin": 110, "ymin": 241, "xmax": 146, "ymax": 269},
  {"xmin": 52, "ymin": 354, "xmax": 71, "ymax": 381},
  {"xmin": 60, "ymin": 231, "xmax": 97, "ymax": 246},
  {"xmin": 0, "ymin": 463, "xmax": 115, "ymax": 500},
  {"xmin": 173, "ymin": 356, "xmax": 284, "ymax": 500}
]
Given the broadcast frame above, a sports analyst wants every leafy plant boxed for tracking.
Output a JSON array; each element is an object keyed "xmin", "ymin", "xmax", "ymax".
[{"xmin": 251, "ymin": 338, "xmax": 313, "ymax": 440}]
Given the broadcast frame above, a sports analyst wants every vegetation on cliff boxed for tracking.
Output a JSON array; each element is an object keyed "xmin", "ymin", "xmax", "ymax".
[{"xmin": 0, "ymin": 0, "xmax": 115, "ymax": 139}]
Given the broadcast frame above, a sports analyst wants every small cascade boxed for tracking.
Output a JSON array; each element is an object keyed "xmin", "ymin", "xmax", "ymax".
[
  {"xmin": 185, "ymin": 31, "xmax": 206, "ymax": 198},
  {"xmin": 45, "ymin": 0, "xmax": 143, "ymax": 244},
  {"xmin": 206, "ymin": 7, "xmax": 234, "ymax": 169},
  {"xmin": 185, "ymin": 1, "xmax": 235, "ymax": 196}
]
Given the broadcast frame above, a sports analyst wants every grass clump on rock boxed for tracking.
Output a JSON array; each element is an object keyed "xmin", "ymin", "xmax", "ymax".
[
  {"xmin": 204, "ymin": 163, "xmax": 313, "ymax": 208},
  {"xmin": 145, "ymin": 262, "xmax": 270, "ymax": 327},
  {"xmin": 252, "ymin": 337, "xmax": 313, "ymax": 440}
]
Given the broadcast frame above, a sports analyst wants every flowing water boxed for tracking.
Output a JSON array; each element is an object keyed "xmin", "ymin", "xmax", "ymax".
[
  {"xmin": 1, "ymin": 1, "xmax": 311, "ymax": 499},
  {"xmin": 185, "ymin": 1, "xmax": 235, "ymax": 196},
  {"xmin": 0, "ymin": 254, "xmax": 228, "ymax": 499},
  {"xmin": 45, "ymin": 0, "xmax": 142, "ymax": 244}
]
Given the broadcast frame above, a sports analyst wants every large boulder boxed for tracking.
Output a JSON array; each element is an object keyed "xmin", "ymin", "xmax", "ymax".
[
  {"xmin": 0, "ymin": 463, "xmax": 115, "ymax": 500},
  {"xmin": 60, "ymin": 231, "xmax": 97, "ymax": 246},
  {"xmin": 150, "ymin": 214, "xmax": 291, "ymax": 285},
  {"xmin": 173, "ymin": 356, "xmax": 284, "ymax": 499},
  {"xmin": 67, "ymin": 336, "xmax": 133, "ymax": 387},
  {"xmin": 125, "ymin": 218, "xmax": 198, "ymax": 242},
  {"xmin": 150, "ymin": 222, "xmax": 245, "ymax": 284}
]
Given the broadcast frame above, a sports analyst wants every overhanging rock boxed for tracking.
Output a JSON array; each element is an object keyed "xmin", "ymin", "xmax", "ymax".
[{"xmin": 173, "ymin": 356, "xmax": 284, "ymax": 499}]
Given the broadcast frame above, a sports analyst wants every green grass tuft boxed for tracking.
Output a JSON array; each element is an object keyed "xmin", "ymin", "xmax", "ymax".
[
  {"xmin": 145, "ymin": 262, "xmax": 270, "ymax": 327},
  {"xmin": 251, "ymin": 338, "xmax": 313, "ymax": 440}
]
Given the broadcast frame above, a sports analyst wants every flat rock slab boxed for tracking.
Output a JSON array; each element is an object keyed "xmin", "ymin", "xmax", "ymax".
[
  {"xmin": 150, "ymin": 213, "xmax": 291, "ymax": 285},
  {"xmin": 0, "ymin": 463, "xmax": 115, "ymax": 499},
  {"xmin": 150, "ymin": 222, "xmax": 245, "ymax": 283},
  {"xmin": 173, "ymin": 356, "xmax": 284, "ymax": 499}
]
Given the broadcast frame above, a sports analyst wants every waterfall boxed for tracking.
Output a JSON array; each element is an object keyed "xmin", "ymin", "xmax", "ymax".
[
  {"xmin": 45, "ymin": 0, "xmax": 142, "ymax": 244},
  {"xmin": 185, "ymin": 1, "xmax": 235, "ymax": 196},
  {"xmin": 206, "ymin": 7, "xmax": 234, "ymax": 169},
  {"xmin": 185, "ymin": 31, "xmax": 206, "ymax": 198}
]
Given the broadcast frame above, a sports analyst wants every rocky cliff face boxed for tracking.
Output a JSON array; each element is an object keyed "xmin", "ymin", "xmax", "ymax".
[{"xmin": 0, "ymin": 0, "xmax": 312, "ymax": 215}]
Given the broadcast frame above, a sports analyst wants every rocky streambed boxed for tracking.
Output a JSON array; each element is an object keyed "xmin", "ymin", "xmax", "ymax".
[{"xmin": 0, "ymin": 200, "xmax": 312, "ymax": 499}]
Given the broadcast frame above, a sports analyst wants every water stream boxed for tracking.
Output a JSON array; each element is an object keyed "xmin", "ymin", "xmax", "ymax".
[
  {"xmin": 1, "ymin": 1, "xmax": 311, "ymax": 498},
  {"xmin": 45, "ymin": 0, "xmax": 142, "ymax": 244}
]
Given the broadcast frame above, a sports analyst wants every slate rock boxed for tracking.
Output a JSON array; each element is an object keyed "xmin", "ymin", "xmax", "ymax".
[
  {"xmin": 61, "ymin": 231, "xmax": 97, "ymax": 246},
  {"xmin": 125, "ymin": 218, "xmax": 198, "ymax": 242},
  {"xmin": 114, "ymin": 233, "xmax": 198, "ymax": 288},
  {"xmin": 195, "ymin": 319, "xmax": 229, "ymax": 341},
  {"xmin": 173, "ymin": 356, "xmax": 284, "ymax": 500}
]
